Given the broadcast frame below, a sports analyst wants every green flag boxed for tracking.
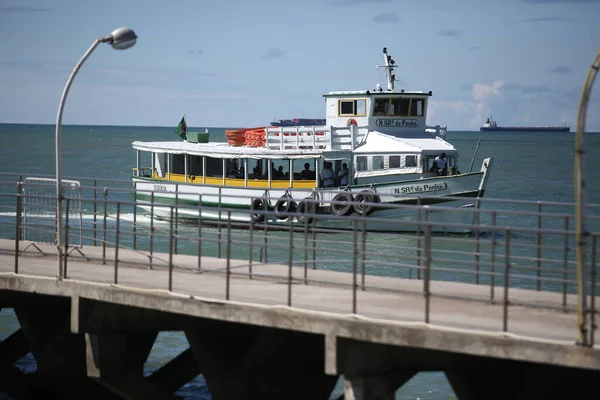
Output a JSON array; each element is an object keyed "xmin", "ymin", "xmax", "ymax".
[{"xmin": 175, "ymin": 116, "xmax": 187, "ymax": 140}]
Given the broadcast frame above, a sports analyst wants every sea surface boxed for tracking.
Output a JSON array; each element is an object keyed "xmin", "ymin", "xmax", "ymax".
[{"xmin": 0, "ymin": 123, "xmax": 599, "ymax": 399}]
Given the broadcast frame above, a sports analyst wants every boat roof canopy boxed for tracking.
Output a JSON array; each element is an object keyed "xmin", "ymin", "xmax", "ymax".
[
  {"xmin": 323, "ymin": 90, "xmax": 432, "ymax": 98},
  {"xmin": 353, "ymin": 131, "xmax": 457, "ymax": 155},
  {"xmin": 132, "ymin": 141, "xmax": 326, "ymax": 160}
]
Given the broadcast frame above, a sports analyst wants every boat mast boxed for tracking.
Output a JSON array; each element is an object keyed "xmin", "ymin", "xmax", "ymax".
[{"xmin": 380, "ymin": 47, "xmax": 396, "ymax": 91}]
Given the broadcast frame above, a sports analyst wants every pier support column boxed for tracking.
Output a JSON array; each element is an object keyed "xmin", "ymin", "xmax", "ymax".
[
  {"xmin": 14, "ymin": 305, "xmax": 90, "ymax": 397},
  {"xmin": 446, "ymin": 365, "xmax": 600, "ymax": 400},
  {"xmin": 87, "ymin": 331, "xmax": 179, "ymax": 399},
  {"xmin": 186, "ymin": 321, "xmax": 338, "ymax": 400},
  {"xmin": 343, "ymin": 371, "xmax": 415, "ymax": 400}
]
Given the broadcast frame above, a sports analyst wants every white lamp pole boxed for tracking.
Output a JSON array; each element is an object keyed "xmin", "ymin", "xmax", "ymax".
[{"xmin": 55, "ymin": 27, "xmax": 137, "ymax": 279}]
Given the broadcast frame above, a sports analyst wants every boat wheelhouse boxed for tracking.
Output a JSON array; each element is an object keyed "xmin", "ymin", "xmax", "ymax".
[{"xmin": 132, "ymin": 47, "xmax": 493, "ymax": 233}]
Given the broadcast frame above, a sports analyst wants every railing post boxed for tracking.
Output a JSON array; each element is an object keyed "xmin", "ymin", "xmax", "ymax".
[
  {"xmin": 168, "ymin": 206, "xmax": 174, "ymax": 292},
  {"xmin": 536, "ymin": 201, "xmax": 542, "ymax": 291},
  {"xmin": 352, "ymin": 220, "xmax": 358, "ymax": 314},
  {"xmin": 563, "ymin": 216, "xmax": 570, "ymax": 310},
  {"xmin": 217, "ymin": 187, "xmax": 222, "ymax": 258},
  {"xmin": 263, "ymin": 195, "xmax": 268, "ymax": 263},
  {"xmin": 361, "ymin": 220, "xmax": 367, "ymax": 290},
  {"xmin": 14, "ymin": 182, "xmax": 22, "ymax": 274},
  {"xmin": 93, "ymin": 179, "xmax": 97, "ymax": 246},
  {"xmin": 132, "ymin": 190, "xmax": 137, "ymax": 250},
  {"xmin": 114, "ymin": 203, "xmax": 121, "ymax": 284},
  {"xmin": 303, "ymin": 210, "xmax": 309, "ymax": 284},
  {"xmin": 248, "ymin": 202, "xmax": 254, "ymax": 279},
  {"xmin": 424, "ymin": 222, "xmax": 432, "ymax": 324},
  {"xmin": 226, "ymin": 210, "xmax": 232, "ymax": 301},
  {"xmin": 311, "ymin": 198, "xmax": 317, "ymax": 269},
  {"xmin": 102, "ymin": 188, "xmax": 108, "ymax": 265},
  {"xmin": 490, "ymin": 212, "xmax": 497, "ymax": 301},
  {"xmin": 64, "ymin": 198, "xmax": 70, "ymax": 279},
  {"xmin": 415, "ymin": 197, "xmax": 422, "ymax": 280},
  {"xmin": 503, "ymin": 227, "xmax": 511, "ymax": 332},
  {"xmin": 174, "ymin": 185, "xmax": 179, "ymax": 254},
  {"xmin": 197, "ymin": 194, "xmax": 203, "ymax": 272},
  {"xmin": 590, "ymin": 234, "xmax": 597, "ymax": 347},
  {"xmin": 288, "ymin": 218, "xmax": 294, "ymax": 307},
  {"xmin": 475, "ymin": 207, "xmax": 480, "ymax": 285},
  {"xmin": 149, "ymin": 191, "xmax": 155, "ymax": 269}
]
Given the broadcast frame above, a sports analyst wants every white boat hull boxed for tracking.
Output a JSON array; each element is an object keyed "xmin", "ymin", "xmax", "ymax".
[{"xmin": 132, "ymin": 158, "xmax": 492, "ymax": 234}]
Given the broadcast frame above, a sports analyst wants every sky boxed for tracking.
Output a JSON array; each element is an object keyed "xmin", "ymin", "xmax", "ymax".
[{"xmin": 1, "ymin": 0, "xmax": 599, "ymax": 131}]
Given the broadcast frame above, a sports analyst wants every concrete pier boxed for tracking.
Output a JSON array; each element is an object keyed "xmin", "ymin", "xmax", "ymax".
[{"xmin": 1, "ymin": 240, "xmax": 600, "ymax": 399}]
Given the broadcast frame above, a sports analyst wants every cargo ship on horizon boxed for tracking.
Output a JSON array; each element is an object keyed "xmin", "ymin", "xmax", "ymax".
[{"xmin": 480, "ymin": 117, "xmax": 570, "ymax": 132}]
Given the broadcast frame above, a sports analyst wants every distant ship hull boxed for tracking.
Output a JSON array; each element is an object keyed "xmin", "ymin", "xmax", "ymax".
[
  {"xmin": 271, "ymin": 118, "xmax": 326, "ymax": 127},
  {"xmin": 480, "ymin": 126, "xmax": 570, "ymax": 132}
]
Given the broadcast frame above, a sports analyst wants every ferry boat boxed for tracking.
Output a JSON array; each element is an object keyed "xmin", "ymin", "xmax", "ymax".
[
  {"xmin": 480, "ymin": 117, "xmax": 570, "ymax": 132},
  {"xmin": 131, "ymin": 47, "xmax": 493, "ymax": 233}
]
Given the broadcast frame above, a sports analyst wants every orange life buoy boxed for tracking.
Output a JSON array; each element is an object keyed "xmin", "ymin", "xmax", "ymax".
[{"xmin": 347, "ymin": 118, "xmax": 358, "ymax": 127}]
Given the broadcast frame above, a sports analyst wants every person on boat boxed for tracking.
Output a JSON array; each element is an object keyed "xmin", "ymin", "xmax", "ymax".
[
  {"xmin": 301, "ymin": 163, "xmax": 315, "ymax": 180},
  {"xmin": 274, "ymin": 165, "xmax": 285, "ymax": 180},
  {"xmin": 320, "ymin": 161, "xmax": 336, "ymax": 187},
  {"xmin": 253, "ymin": 161, "xmax": 262, "ymax": 178},
  {"xmin": 235, "ymin": 166, "xmax": 245, "ymax": 179},
  {"xmin": 434, "ymin": 153, "xmax": 448, "ymax": 176},
  {"xmin": 338, "ymin": 163, "xmax": 349, "ymax": 186}
]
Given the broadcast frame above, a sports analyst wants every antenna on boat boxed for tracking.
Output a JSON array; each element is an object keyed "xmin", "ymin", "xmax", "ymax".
[{"xmin": 378, "ymin": 47, "xmax": 397, "ymax": 91}]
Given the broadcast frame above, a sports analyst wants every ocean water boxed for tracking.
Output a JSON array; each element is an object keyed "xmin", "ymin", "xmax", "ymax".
[{"xmin": 0, "ymin": 123, "xmax": 599, "ymax": 399}]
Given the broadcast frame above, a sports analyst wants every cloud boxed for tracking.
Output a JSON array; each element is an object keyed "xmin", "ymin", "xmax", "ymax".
[
  {"xmin": 437, "ymin": 29, "xmax": 460, "ymax": 37},
  {"xmin": 333, "ymin": 0, "xmax": 391, "ymax": 5},
  {"xmin": 522, "ymin": 0, "xmax": 599, "ymax": 3},
  {"xmin": 373, "ymin": 12, "xmax": 399, "ymax": 23},
  {"xmin": 260, "ymin": 47, "xmax": 285, "ymax": 60},
  {"xmin": 549, "ymin": 66, "xmax": 571, "ymax": 74},
  {"xmin": 514, "ymin": 16, "xmax": 567, "ymax": 23},
  {"xmin": 0, "ymin": 6, "xmax": 50, "ymax": 12},
  {"xmin": 188, "ymin": 47, "xmax": 203, "ymax": 56},
  {"xmin": 468, "ymin": 46, "xmax": 481, "ymax": 51}
]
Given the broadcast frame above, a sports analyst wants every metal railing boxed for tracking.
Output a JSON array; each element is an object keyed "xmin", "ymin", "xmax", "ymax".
[{"xmin": 0, "ymin": 173, "xmax": 598, "ymax": 345}]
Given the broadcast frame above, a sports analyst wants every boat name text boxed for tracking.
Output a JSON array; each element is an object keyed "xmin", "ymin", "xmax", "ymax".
[
  {"xmin": 376, "ymin": 119, "xmax": 419, "ymax": 128},
  {"xmin": 153, "ymin": 184, "xmax": 167, "ymax": 192},
  {"xmin": 394, "ymin": 182, "xmax": 448, "ymax": 195}
]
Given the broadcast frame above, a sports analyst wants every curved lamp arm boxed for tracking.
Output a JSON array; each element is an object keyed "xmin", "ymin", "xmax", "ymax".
[{"xmin": 575, "ymin": 49, "xmax": 600, "ymax": 346}]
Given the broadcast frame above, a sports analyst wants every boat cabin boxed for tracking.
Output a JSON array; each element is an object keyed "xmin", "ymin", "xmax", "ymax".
[{"xmin": 132, "ymin": 47, "xmax": 462, "ymax": 191}]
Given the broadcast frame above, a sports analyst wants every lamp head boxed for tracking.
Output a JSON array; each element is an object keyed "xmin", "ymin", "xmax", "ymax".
[{"xmin": 102, "ymin": 27, "xmax": 137, "ymax": 50}]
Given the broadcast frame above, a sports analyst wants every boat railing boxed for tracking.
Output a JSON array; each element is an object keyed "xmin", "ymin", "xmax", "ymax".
[{"xmin": 265, "ymin": 125, "xmax": 367, "ymax": 151}]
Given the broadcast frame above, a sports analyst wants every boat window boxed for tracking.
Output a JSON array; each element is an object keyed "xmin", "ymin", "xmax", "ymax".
[
  {"xmin": 356, "ymin": 156, "xmax": 368, "ymax": 171},
  {"xmin": 390, "ymin": 98, "xmax": 410, "ymax": 116},
  {"xmin": 205, "ymin": 157, "xmax": 223, "ymax": 177},
  {"xmin": 373, "ymin": 156, "xmax": 384, "ymax": 170},
  {"xmin": 405, "ymin": 155, "xmax": 417, "ymax": 167},
  {"xmin": 190, "ymin": 155, "xmax": 203, "ymax": 176},
  {"xmin": 172, "ymin": 154, "xmax": 185, "ymax": 175},
  {"xmin": 389, "ymin": 155, "xmax": 401, "ymax": 168},
  {"xmin": 373, "ymin": 98, "xmax": 390, "ymax": 116},
  {"xmin": 410, "ymin": 99, "xmax": 425, "ymax": 116},
  {"xmin": 339, "ymin": 99, "xmax": 366, "ymax": 116}
]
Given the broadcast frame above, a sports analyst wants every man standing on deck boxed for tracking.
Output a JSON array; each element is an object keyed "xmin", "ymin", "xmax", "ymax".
[
  {"xmin": 434, "ymin": 153, "xmax": 447, "ymax": 176},
  {"xmin": 320, "ymin": 161, "xmax": 336, "ymax": 187}
]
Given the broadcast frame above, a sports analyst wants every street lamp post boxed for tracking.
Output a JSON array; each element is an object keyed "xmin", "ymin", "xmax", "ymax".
[{"xmin": 55, "ymin": 27, "xmax": 137, "ymax": 279}]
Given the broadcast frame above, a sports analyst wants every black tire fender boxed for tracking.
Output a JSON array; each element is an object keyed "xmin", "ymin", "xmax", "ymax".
[
  {"xmin": 330, "ymin": 192, "xmax": 354, "ymax": 216},
  {"xmin": 275, "ymin": 195, "xmax": 297, "ymax": 220},
  {"xmin": 251, "ymin": 197, "xmax": 267, "ymax": 223},
  {"xmin": 297, "ymin": 198, "xmax": 317, "ymax": 224},
  {"xmin": 353, "ymin": 190, "xmax": 377, "ymax": 216}
]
